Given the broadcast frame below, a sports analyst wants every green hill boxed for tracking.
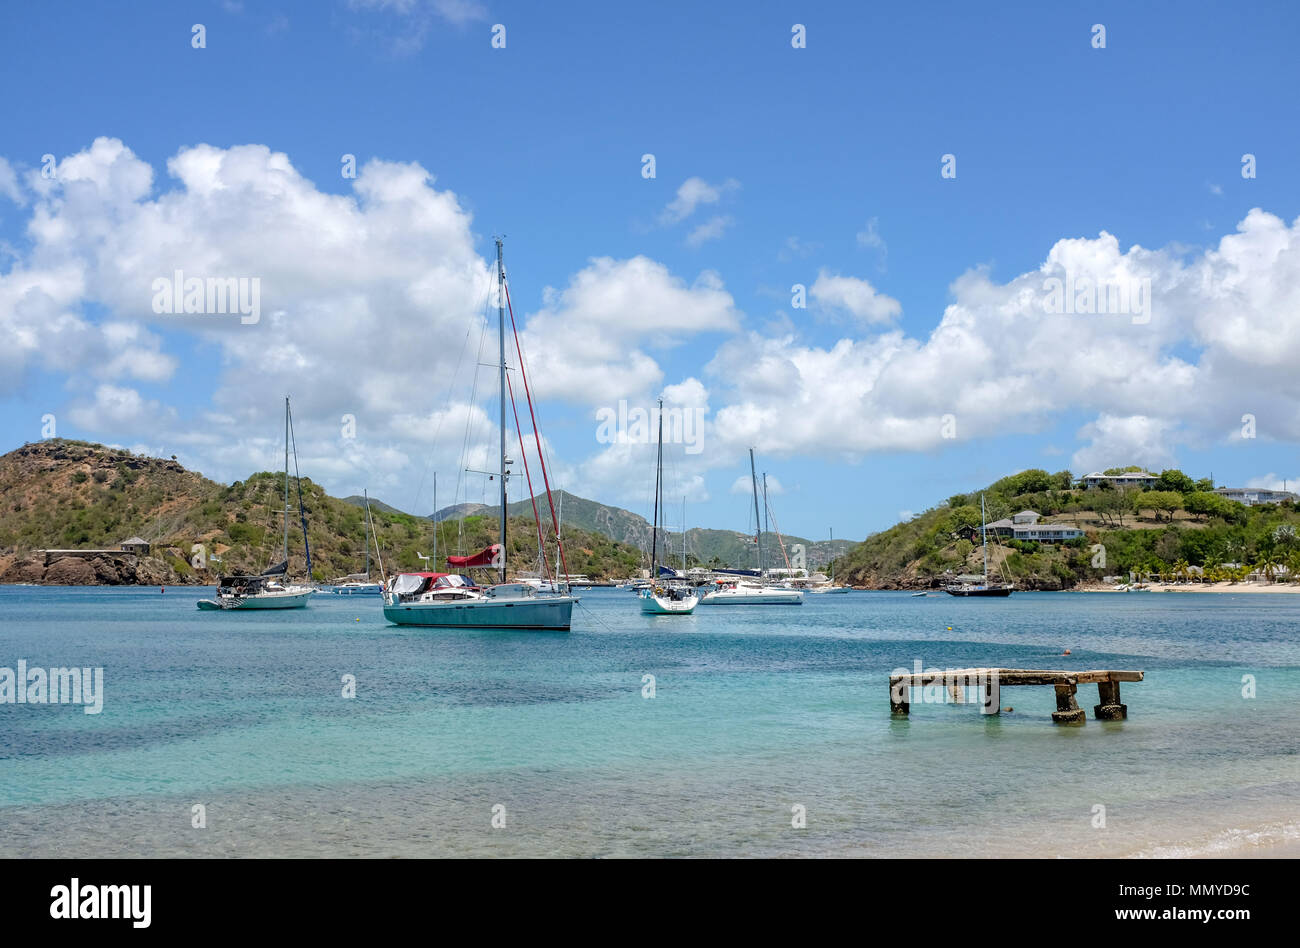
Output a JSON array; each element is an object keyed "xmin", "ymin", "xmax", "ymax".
[
  {"xmin": 0, "ymin": 440, "xmax": 644, "ymax": 584},
  {"xmin": 833, "ymin": 468, "xmax": 1300, "ymax": 589}
]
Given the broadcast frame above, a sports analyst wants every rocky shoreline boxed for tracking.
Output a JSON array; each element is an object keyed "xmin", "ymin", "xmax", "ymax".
[{"xmin": 0, "ymin": 551, "xmax": 202, "ymax": 586}]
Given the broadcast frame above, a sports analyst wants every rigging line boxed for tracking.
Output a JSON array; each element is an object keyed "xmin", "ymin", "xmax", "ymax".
[
  {"xmin": 502, "ymin": 279, "xmax": 570, "ymax": 583},
  {"xmin": 455, "ymin": 301, "xmax": 493, "ymax": 555},
  {"xmin": 506, "ymin": 367, "xmax": 550, "ymax": 582},
  {"xmin": 410, "ymin": 279, "xmax": 486, "ymax": 523},
  {"xmin": 287, "ymin": 402, "xmax": 312, "ymax": 580},
  {"xmin": 764, "ymin": 492, "xmax": 792, "ymax": 572}
]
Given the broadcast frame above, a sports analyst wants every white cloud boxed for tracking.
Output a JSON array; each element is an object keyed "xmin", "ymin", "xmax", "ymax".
[
  {"xmin": 517, "ymin": 256, "xmax": 740, "ymax": 405},
  {"xmin": 659, "ymin": 177, "xmax": 738, "ymax": 225},
  {"xmin": 686, "ymin": 215, "xmax": 733, "ymax": 247},
  {"xmin": 1243, "ymin": 473, "xmax": 1300, "ymax": 491},
  {"xmin": 857, "ymin": 217, "xmax": 885, "ymax": 252},
  {"xmin": 1070, "ymin": 415, "xmax": 1181, "ymax": 474},
  {"xmin": 810, "ymin": 269, "xmax": 902, "ymax": 323},
  {"xmin": 709, "ymin": 209, "xmax": 1300, "ymax": 466},
  {"xmin": 0, "ymin": 157, "xmax": 22, "ymax": 205}
]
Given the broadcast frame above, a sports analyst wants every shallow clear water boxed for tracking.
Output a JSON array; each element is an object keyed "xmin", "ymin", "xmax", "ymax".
[{"xmin": 1, "ymin": 585, "xmax": 1296, "ymax": 857}]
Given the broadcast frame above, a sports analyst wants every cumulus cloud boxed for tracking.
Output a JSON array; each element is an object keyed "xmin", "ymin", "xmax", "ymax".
[
  {"xmin": 659, "ymin": 177, "xmax": 739, "ymax": 225},
  {"xmin": 517, "ymin": 256, "xmax": 740, "ymax": 405},
  {"xmin": 810, "ymin": 269, "xmax": 902, "ymax": 324},
  {"xmin": 1070, "ymin": 415, "xmax": 1181, "ymax": 473},
  {"xmin": 709, "ymin": 210, "xmax": 1300, "ymax": 465}
]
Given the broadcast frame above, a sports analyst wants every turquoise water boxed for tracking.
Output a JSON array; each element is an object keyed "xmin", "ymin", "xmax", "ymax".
[{"xmin": 1, "ymin": 585, "xmax": 1297, "ymax": 857}]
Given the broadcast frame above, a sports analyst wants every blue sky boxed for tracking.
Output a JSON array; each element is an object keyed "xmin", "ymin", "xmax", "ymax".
[{"xmin": 2, "ymin": 0, "xmax": 1299, "ymax": 542}]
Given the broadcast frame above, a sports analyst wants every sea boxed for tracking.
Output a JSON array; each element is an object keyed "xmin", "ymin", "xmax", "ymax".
[{"xmin": 1, "ymin": 585, "xmax": 1296, "ymax": 858}]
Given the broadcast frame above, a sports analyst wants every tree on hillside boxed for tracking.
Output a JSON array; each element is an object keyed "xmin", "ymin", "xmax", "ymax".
[
  {"xmin": 1156, "ymin": 469, "xmax": 1196, "ymax": 494},
  {"xmin": 1094, "ymin": 486, "xmax": 1136, "ymax": 527},
  {"xmin": 1144, "ymin": 490, "xmax": 1182, "ymax": 522}
]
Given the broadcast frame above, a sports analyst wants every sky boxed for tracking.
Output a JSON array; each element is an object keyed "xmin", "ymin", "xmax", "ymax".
[{"xmin": 1, "ymin": 0, "xmax": 1299, "ymax": 541}]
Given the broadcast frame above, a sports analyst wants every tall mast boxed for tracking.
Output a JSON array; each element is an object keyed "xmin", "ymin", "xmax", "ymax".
[
  {"xmin": 762, "ymin": 473, "xmax": 770, "ymax": 573},
  {"xmin": 682, "ymin": 496, "xmax": 687, "ymax": 573},
  {"xmin": 432, "ymin": 472, "xmax": 437, "ymax": 567},
  {"xmin": 749, "ymin": 448, "xmax": 762, "ymax": 574},
  {"xmin": 496, "ymin": 238, "xmax": 508, "ymax": 584},
  {"xmin": 283, "ymin": 396, "xmax": 290, "ymax": 568},
  {"xmin": 981, "ymin": 494, "xmax": 988, "ymax": 579},
  {"xmin": 651, "ymin": 397, "xmax": 662, "ymax": 577},
  {"xmin": 830, "ymin": 527, "xmax": 834, "ymax": 583}
]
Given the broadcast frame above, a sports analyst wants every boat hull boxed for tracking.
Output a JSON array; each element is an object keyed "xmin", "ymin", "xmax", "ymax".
[
  {"xmin": 383, "ymin": 595, "xmax": 577, "ymax": 630},
  {"xmin": 197, "ymin": 588, "xmax": 313, "ymax": 610},
  {"xmin": 639, "ymin": 591, "xmax": 699, "ymax": 614},
  {"xmin": 944, "ymin": 586, "xmax": 1013, "ymax": 597},
  {"xmin": 700, "ymin": 588, "xmax": 804, "ymax": 605}
]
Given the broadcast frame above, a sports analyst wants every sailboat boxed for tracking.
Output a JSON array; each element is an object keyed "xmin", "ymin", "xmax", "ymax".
[
  {"xmin": 333, "ymin": 489, "xmax": 384, "ymax": 594},
  {"xmin": 700, "ymin": 449, "xmax": 803, "ymax": 605},
  {"xmin": 943, "ymin": 494, "xmax": 1014, "ymax": 597},
  {"xmin": 805, "ymin": 527, "xmax": 850, "ymax": 593},
  {"xmin": 198, "ymin": 397, "xmax": 315, "ymax": 610},
  {"xmin": 382, "ymin": 238, "xmax": 578, "ymax": 630},
  {"xmin": 639, "ymin": 399, "xmax": 699, "ymax": 615}
]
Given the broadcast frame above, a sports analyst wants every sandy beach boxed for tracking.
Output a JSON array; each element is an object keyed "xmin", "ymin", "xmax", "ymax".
[{"xmin": 1079, "ymin": 581, "xmax": 1300, "ymax": 594}]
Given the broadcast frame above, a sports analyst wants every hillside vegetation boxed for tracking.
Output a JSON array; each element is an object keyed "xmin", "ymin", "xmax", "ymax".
[
  {"xmin": 0, "ymin": 440, "xmax": 644, "ymax": 584},
  {"xmin": 832, "ymin": 467, "xmax": 1300, "ymax": 589}
]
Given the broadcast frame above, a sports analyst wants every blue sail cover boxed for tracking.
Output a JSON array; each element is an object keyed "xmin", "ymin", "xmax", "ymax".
[
  {"xmin": 260, "ymin": 559, "xmax": 289, "ymax": 576},
  {"xmin": 713, "ymin": 568, "xmax": 760, "ymax": 577},
  {"xmin": 657, "ymin": 565, "xmax": 681, "ymax": 577}
]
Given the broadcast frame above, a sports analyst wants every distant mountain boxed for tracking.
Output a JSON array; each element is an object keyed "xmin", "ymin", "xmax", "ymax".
[
  {"xmin": 432, "ymin": 489, "xmax": 855, "ymax": 569},
  {"xmin": 340, "ymin": 495, "xmax": 410, "ymax": 517}
]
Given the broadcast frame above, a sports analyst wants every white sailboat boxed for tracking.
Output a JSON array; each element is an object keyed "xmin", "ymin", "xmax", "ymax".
[
  {"xmin": 382, "ymin": 238, "xmax": 578, "ymax": 630},
  {"xmin": 943, "ymin": 494, "xmax": 1014, "ymax": 597},
  {"xmin": 198, "ymin": 397, "xmax": 314, "ymax": 610},
  {"xmin": 700, "ymin": 449, "xmax": 803, "ymax": 606},
  {"xmin": 639, "ymin": 399, "xmax": 699, "ymax": 615}
]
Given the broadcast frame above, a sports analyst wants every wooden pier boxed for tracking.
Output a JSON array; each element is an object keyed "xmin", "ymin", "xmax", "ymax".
[{"xmin": 888, "ymin": 668, "xmax": 1144, "ymax": 724}]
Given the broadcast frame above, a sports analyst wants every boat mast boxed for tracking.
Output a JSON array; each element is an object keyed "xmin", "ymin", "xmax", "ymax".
[
  {"xmin": 496, "ymin": 238, "xmax": 508, "ymax": 584},
  {"xmin": 749, "ymin": 448, "xmax": 762, "ymax": 575},
  {"xmin": 830, "ymin": 527, "xmax": 834, "ymax": 584},
  {"xmin": 283, "ymin": 396, "xmax": 290, "ymax": 569},
  {"xmin": 981, "ymin": 494, "xmax": 988, "ymax": 580},
  {"xmin": 651, "ymin": 397, "xmax": 662, "ymax": 577},
  {"xmin": 762, "ymin": 472, "xmax": 770, "ymax": 573},
  {"xmin": 432, "ymin": 472, "xmax": 437, "ymax": 567},
  {"xmin": 682, "ymin": 496, "xmax": 687, "ymax": 573}
]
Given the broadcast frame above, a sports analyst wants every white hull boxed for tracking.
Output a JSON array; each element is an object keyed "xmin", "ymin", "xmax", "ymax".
[
  {"xmin": 197, "ymin": 587, "xmax": 313, "ymax": 610},
  {"xmin": 700, "ymin": 585, "xmax": 803, "ymax": 605},
  {"xmin": 639, "ymin": 589, "xmax": 699, "ymax": 614},
  {"xmin": 383, "ymin": 593, "xmax": 576, "ymax": 629},
  {"xmin": 332, "ymin": 583, "xmax": 383, "ymax": 596}
]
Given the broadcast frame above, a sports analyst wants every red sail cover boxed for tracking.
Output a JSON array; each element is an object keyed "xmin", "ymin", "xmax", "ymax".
[{"xmin": 446, "ymin": 545, "xmax": 501, "ymax": 568}]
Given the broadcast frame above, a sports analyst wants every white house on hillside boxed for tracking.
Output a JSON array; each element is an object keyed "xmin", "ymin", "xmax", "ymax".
[
  {"xmin": 1078, "ymin": 471, "xmax": 1159, "ymax": 489},
  {"xmin": 985, "ymin": 510, "xmax": 1084, "ymax": 542}
]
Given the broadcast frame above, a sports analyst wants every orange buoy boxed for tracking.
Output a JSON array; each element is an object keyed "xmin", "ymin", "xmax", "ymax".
[{"xmin": 1062, "ymin": 648, "xmax": 1071, "ymax": 655}]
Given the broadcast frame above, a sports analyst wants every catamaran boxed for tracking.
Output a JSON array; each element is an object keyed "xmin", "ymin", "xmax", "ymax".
[
  {"xmin": 198, "ymin": 397, "xmax": 314, "ymax": 610},
  {"xmin": 700, "ymin": 449, "xmax": 803, "ymax": 605},
  {"xmin": 944, "ymin": 494, "xmax": 1014, "ymax": 597},
  {"xmin": 382, "ymin": 238, "xmax": 578, "ymax": 630},
  {"xmin": 639, "ymin": 399, "xmax": 699, "ymax": 615}
]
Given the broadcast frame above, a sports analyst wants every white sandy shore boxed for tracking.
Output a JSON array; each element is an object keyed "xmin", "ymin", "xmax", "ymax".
[{"xmin": 1078, "ymin": 581, "xmax": 1300, "ymax": 594}]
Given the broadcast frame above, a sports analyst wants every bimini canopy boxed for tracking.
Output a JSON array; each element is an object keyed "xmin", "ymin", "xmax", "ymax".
[
  {"xmin": 446, "ymin": 545, "xmax": 501, "ymax": 569},
  {"xmin": 390, "ymin": 572, "xmax": 477, "ymax": 596}
]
